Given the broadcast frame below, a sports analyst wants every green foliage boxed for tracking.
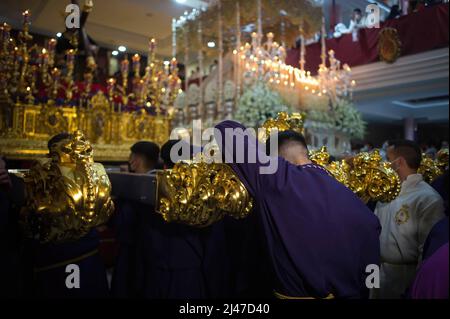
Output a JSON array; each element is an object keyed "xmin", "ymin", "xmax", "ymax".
[
  {"xmin": 236, "ymin": 81, "xmax": 291, "ymax": 128},
  {"xmin": 306, "ymin": 99, "xmax": 367, "ymax": 139},
  {"xmin": 333, "ymin": 99, "xmax": 367, "ymax": 139}
]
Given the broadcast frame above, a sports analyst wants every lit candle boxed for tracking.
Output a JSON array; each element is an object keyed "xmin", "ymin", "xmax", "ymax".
[
  {"xmin": 51, "ymin": 67, "xmax": 61, "ymax": 98},
  {"xmin": 149, "ymin": 38, "xmax": 157, "ymax": 53},
  {"xmin": 22, "ymin": 10, "xmax": 31, "ymax": 25},
  {"xmin": 164, "ymin": 63, "xmax": 169, "ymax": 76},
  {"xmin": 1, "ymin": 23, "xmax": 11, "ymax": 46},
  {"xmin": 47, "ymin": 38, "xmax": 57, "ymax": 67},
  {"xmin": 121, "ymin": 57, "xmax": 129, "ymax": 91},
  {"xmin": 171, "ymin": 58, "xmax": 177, "ymax": 73},
  {"xmin": 51, "ymin": 67, "xmax": 61, "ymax": 81},
  {"xmin": 47, "ymin": 38, "xmax": 57, "ymax": 52},
  {"xmin": 41, "ymin": 48, "xmax": 48, "ymax": 65},
  {"xmin": 148, "ymin": 38, "xmax": 156, "ymax": 64},
  {"xmin": 121, "ymin": 58, "xmax": 129, "ymax": 75},
  {"xmin": 66, "ymin": 49, "xmax": 75, "ymax": 63},
  {"xmin": 132, "ymin": 53, "xmax": 141, "ymax": 77},
  {"xmin": 107, "ymin": 78, "xmax": 116, "ymax": 93}
]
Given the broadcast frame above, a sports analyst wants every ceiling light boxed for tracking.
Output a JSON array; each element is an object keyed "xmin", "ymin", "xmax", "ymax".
[
  {"xmin": 56, "ymin": 32, "xmax": 62, "ymax": 38},
  {"xmin": 118, "ymin": 46, "xmax": 127, "ymax": 52},
  {"xmin": 207, "ymin": 41, "xmax": 216, "ymax": 48},
  {"xmin": 112, "ymin": 50, "xmax": 119, "ymax": 56},
  {"xmin": 176, "ymin": 0, "xmax": 187, "ymax": 3}
]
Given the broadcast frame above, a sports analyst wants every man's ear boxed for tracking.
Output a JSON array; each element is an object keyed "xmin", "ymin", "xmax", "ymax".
[
  {"xmin": 398, "ymin": 156, "xmax": 407, "ymax": 167},
  {"xmin": 135, "ymin": 156, "xmax": 143, "ymax": 168}
]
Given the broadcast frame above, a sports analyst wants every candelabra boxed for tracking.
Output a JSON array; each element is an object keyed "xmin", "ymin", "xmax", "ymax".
[
  {"xmin": 234, "ymin": 0, "xmax": 355, "ymax": 107},
  {"xmin": 0, "ymin": 9, "xmax": 176, "ymax": 161}
]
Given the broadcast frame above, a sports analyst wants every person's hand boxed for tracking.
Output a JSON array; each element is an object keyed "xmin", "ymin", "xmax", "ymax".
[{"xmin": 0, "ymin": 157, "xmax": 12, "ymax": 190}]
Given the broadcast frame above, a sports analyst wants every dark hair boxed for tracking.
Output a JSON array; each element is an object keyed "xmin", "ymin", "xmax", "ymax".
[
  {"xmin": 266, "ymin": 130, "xmax": 308, "ymax": 155},
  {"xmin": 388, "ymin": 139, "xmax": 422, "ymax": 169},
  {"xmin": 161, "ymin": 139, "xmax": 195, "ymax": 169},
  {"xmin": 130, "ymin": 141, "xmax": 160, "ymax": 167},
  {"xmin": 161, "ymin": 140, "xmax": 180, "ymax": 169},
  {"xmin": 354, "ymin": 8, "xmax": 362, "ymax": 14},
  {"xmin": 387, "ymin": 5, "xmax": 401, "ymax": 20},
  {"xmin": 48, "ymin": 132, "xmax": 71, "ymax": 151}
]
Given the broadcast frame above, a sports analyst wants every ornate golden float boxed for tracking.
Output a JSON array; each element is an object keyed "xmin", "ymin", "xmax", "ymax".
[{"xmin": 0, "ymin": 10, "xmax": 178, "ymax": 162}]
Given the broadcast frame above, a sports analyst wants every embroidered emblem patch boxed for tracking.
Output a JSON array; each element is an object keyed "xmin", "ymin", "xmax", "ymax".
[{"xmin": 395, "ymin": 204, "xmax": 410, "ymax": 225}]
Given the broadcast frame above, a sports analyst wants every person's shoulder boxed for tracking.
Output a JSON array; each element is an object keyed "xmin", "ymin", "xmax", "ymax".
[
  {"xmin": 412, "ymin": 181, "xmax": 445, "ymax": 208},
  {"xmin": 417, "ymin": 180, "xmax": 443, "ymax": 198}
]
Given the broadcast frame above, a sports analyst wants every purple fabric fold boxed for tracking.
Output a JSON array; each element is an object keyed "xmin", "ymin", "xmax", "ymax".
[
  {"xmin": 411, "ymin": 243, "xmax": 449, "ymax": 299},
  {"xmin": 214, "ymin": 120, "xmax": 381, "ymax": 298}
]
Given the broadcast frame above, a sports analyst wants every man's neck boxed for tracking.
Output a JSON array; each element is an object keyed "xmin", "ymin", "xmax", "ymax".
[
  {"xmin": 401, "ymin": 170, "xmax": 419, "ymax": 182},
  {"xmin": 295, "ymin": 158, "xmax": 313, "ymax": 166}
]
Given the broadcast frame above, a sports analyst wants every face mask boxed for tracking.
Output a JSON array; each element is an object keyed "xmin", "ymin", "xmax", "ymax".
[{"xmin": 390, "ymin": 157, "xmax": 401, "ymax": 173}]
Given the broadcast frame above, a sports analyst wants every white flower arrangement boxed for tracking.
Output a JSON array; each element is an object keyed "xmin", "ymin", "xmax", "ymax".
[
  {"xmin": 305, "ymin": 99, "xmax": 366, "ymax": 139},
  {"xmin": 204, "ymin": 81, "xmax": 217, "ymax": 104},
  {"xmin": 224, "ymin": 80, "xmax": 236, "ymax": 101},
  {"xmin": 187, "ymin": 84, "xmax": 201, "ymax": 106},
  {"xmin": 333, "ymin": 99, "xmax": 366, "ymax": 139},
  {"xmin": 235, "ymin": 81, "xmax": 291, "ymax": 128},
  {"xmin": 174, "ymin": 91, "xmax": 186, "ymax": 110}
]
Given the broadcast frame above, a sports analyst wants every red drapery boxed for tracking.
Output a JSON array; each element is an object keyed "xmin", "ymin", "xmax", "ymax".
[{"xmin": 286, "ymin": 4, "xmax": 449, "ymax": 74}]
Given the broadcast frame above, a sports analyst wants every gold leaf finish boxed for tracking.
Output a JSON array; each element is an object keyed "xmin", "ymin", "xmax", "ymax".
[
  {"xmin": 20, "ymin": 131, "xmax": 114, "ymax": 243},
  {"xmin": 310, "ymin": 148, "xmax": 401, "ymax": 203},
  {"xmin": 262, "ymin": 112, "xmax": 306, "ymax": 140},
  {"xmin": 418, "ymin": 153, "xmax": 444, "ymax": 184},
  {"xmin": 156, "ymin": 162, "xmax": 253, "ymax": 227}
]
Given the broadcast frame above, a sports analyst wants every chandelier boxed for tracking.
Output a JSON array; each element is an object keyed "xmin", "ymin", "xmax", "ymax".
[{"xmin": 235, "ymin": 0, "xmax": 356, "ymax": 105}]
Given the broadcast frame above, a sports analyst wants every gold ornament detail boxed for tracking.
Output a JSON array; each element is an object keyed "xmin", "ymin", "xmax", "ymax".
[
  {"xmin": 0, "ymin": 10, "xmax": 175, "ymax": 162},
  {"xmin": 378, "ymin": 27, "xmax": 402, "ymax": 64},
  {"xmin": 0, "ymin": 93, "xmax": 172, "ymax": 161},
  {"xmin": 156, "ymin": 162, "xmax": 253, "ymax": 227},
  {"xmin": 262, "ymin": 112, "xmax": 306, "ymax": 140},
  {"xmin": 310, "ymin": 147, "xmax": 401, "ymax": 203},
  {"xmin": 436, "ymin": 148, "xmax": 449, "ymax": 173},
  {"xmin": 395, "ymin": 204, "xmax": 410, "ymax": 225},
  {"xmin": 418, "ymin": 153, "xmax": 443, "ymax": 184},
  {"xmin": 20, "ymin": 131, "xmax": 114, "ymax": 243},
  {"xmin": 348, "ymin": 150, "xmax": 401, "ymax": 203},
  {"xmin": 309, "ymin": 146, "xmax": 330, "ymax": 167}
]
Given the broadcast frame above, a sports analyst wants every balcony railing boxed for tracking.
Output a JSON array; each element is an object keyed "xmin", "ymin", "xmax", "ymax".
[{"xmin": 286, "ymin": 3, "xmax": 449, "ymax": 73}]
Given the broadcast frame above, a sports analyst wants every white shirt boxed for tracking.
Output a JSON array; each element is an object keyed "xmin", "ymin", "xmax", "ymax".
[
  {"xmin": 342, "ymin": 17, "xmax": 368, "ymax": 34},
  {"xmin": 373, "ymin": 174, "xmax": 445, "ymax": 298}
]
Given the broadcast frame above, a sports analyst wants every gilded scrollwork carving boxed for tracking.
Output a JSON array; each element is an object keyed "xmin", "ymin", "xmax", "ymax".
[
  {"xmin": 20, "ymin": 131, "xmax": 114, "ymax": 243},
  {"xmin": 418, "ymin": 153, "xmax": 444, "ymax": 184},
  {"xmin": 262, "ymin": 111, "xmax": 306, "ymax": 139},
  {"xmin": 436, "ymin": 148, "xmax": 449, "ymax": 173},
  {"xmin": 156, "ymin": 162, "xmax": 253, "ymax": 227},
  {"xmin": 310, "ymin": 147, "xmax": 401, "ymax": 203}
]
